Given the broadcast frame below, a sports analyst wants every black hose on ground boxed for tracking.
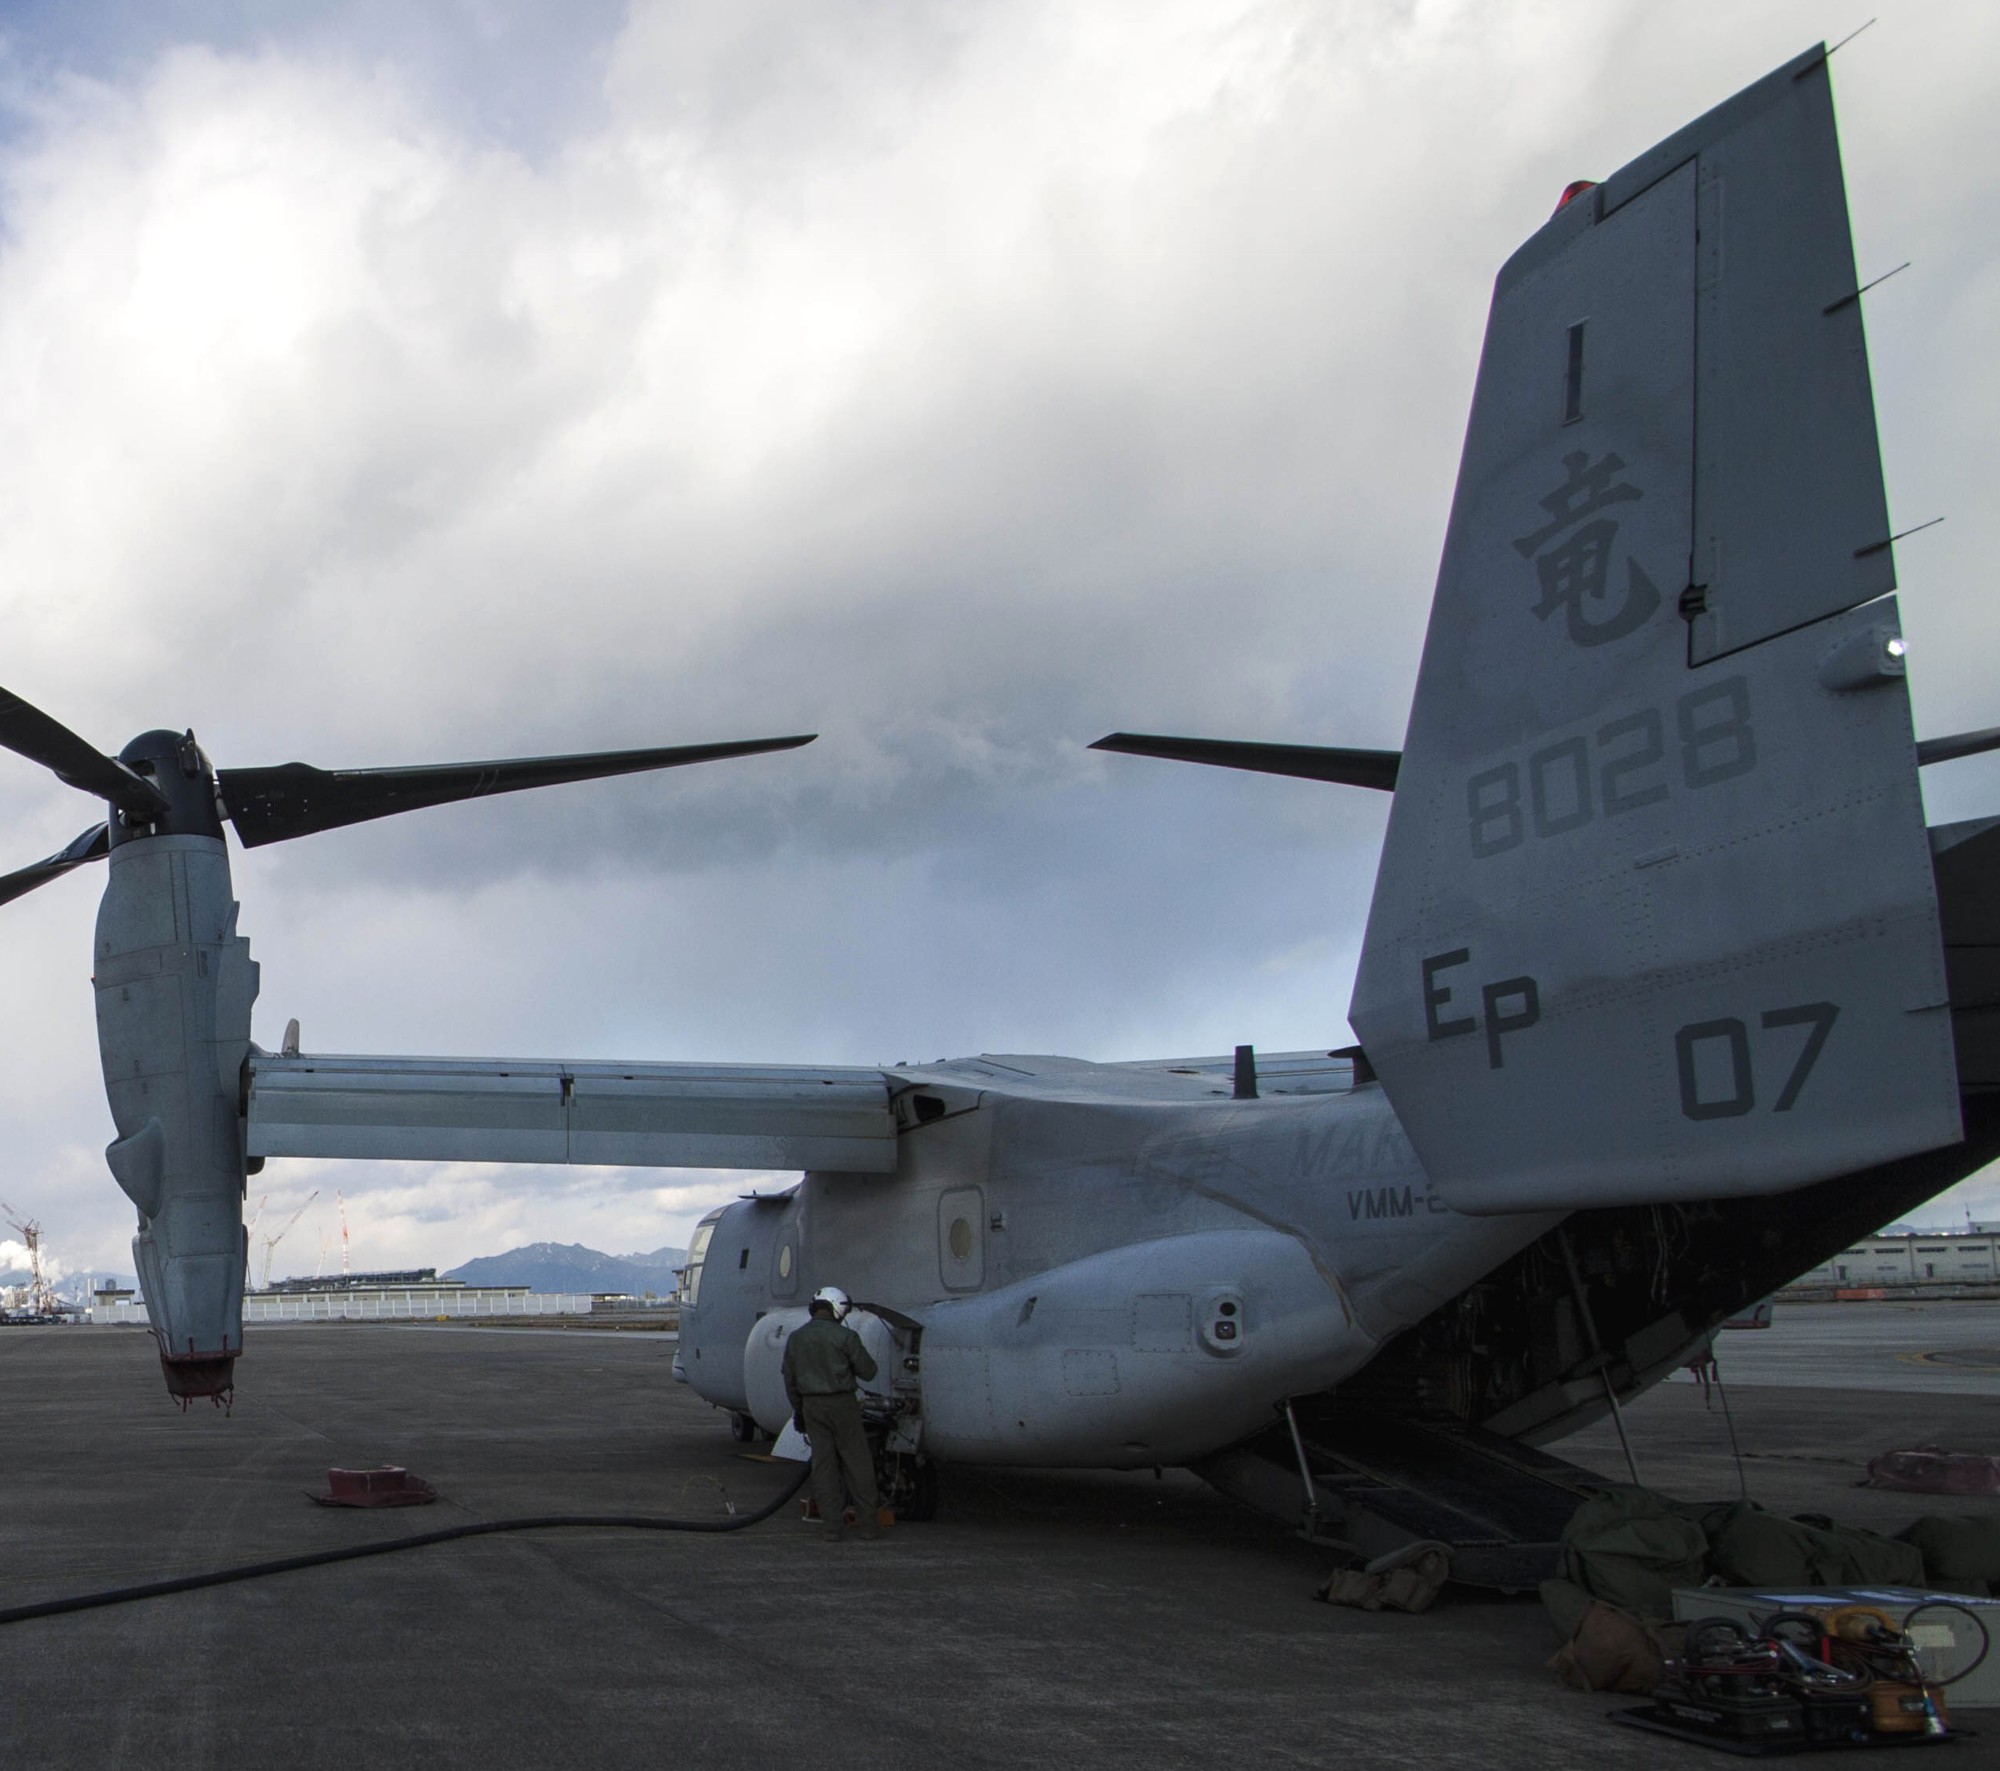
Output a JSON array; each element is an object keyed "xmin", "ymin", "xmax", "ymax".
[{"xmin": 0, "ymin": 1461, "xmax": 813, "ymax": 1628}]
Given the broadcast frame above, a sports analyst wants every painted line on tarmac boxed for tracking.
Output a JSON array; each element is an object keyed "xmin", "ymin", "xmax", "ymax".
[{"xmin": 1899, "ymin": 1347, "xmax": 2000, "ymax": 1371}]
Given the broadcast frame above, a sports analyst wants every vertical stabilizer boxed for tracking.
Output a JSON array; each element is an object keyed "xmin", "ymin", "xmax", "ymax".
[{"xmin": 1349, "ymin": 49, "xmax": 1961, "ymax": 1214}]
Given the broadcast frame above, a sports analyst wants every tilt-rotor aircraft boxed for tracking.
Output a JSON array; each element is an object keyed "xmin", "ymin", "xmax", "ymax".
[{"xmin": 8, "ymin": 47, "xmax": 1999, "ymax": 1581}]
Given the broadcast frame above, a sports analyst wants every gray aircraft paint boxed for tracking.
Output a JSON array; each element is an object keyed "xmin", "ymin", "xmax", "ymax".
[
  {"xmin": 96, "ymin": 834, "xmax": 255, "ymax": 1393},
  {"xmin": 0, "ymin": 715, "xmax": 808, "ymax": 1396},
  {"xmin": 19, "ymin": 47, "xmax": 1997, "ymax": 1476},
  {"xmin": 1349, "ymin": 47, "xmax": 1960, "ymax": 1215},
  {"xmin": 662, "ymin": 1056, "xmax": 1559, "ymax": 1466}
]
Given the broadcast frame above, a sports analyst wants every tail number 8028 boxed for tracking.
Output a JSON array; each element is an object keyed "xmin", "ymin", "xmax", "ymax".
[{"xmin": 1466, "ymin": 676, "xmax": 1754, "ymax": 859}]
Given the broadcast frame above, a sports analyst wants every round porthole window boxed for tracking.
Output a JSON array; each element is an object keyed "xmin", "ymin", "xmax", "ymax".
[
  {"xmin": 778, "ymin": 1244, "xmax": 793, "ymax": 1279},
  {"xmin": 949, "ymin": 1218, "xmax": 974, "ymax": 1261}
]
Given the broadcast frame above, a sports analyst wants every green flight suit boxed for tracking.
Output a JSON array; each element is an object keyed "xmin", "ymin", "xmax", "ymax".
[{"xmin": 782, "ymin": 1313, "xmax": 880, "ymax": 1533}]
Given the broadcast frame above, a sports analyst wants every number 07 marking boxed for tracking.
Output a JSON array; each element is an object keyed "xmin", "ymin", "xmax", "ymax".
[
  {"xmin": 1760, "ymin": 1003, "xmax": 1840, "ymax": 1112},
  {"xmin": 1674, "ymin": 1002, "xmax": 1839, "ymax": 1121}
]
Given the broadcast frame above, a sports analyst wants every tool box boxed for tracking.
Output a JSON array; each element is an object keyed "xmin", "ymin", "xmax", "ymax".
[{"xmin": 1672, "ymin": 1589, "xmax": 1999, "ymax": 1709}]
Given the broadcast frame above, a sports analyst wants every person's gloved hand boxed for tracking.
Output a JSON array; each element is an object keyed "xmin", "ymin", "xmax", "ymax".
[{"xmin": 792, "ymin": 1411, "xmax": 805, "ymax": 1435}]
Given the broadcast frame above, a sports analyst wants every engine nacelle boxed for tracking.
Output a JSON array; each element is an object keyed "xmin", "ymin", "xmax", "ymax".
[{"xmin": 95, "ymin": 833, "xmax": 256, "ymax": 1401}]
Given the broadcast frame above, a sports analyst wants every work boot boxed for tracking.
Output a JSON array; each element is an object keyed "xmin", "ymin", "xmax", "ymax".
[
  {"xmin": 817, "ymin": 1524, "xmax": 853, "ymax": 1545},
  {"xmin": 854, "ymin": 1521, "xmax": 883, "ymax": 1542}
]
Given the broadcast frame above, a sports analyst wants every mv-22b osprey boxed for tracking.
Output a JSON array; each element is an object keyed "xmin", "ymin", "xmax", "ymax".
[{"xmin": 4, "ymin": 47, "xmax": 1997, "ymax": 1579}]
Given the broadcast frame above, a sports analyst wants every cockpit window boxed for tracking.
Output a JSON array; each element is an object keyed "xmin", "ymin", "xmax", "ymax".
[{"xmin": 681, "ymin": 1211, "xmax": 721, "ymax": 1308}]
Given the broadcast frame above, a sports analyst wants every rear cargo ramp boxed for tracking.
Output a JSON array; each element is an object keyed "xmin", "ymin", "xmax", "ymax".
[{"xmin": 1195, "ymin": 1412, "xmax": 1595, "ymax": 1590}]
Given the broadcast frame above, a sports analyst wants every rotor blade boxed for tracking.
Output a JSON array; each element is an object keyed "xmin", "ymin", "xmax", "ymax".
[
  {"xmin": 0, "ymin": 822, "xmax": 110, "ymax": 909},
  {"xmin": 1917, "ymin": 725, "xmax": 2000, "ymax": 768},
  {"xmin": 1090, "ymin": 733, "xmax": 1401, "ymax": 791},
  {"xmin": 0, "ymin": 689, "xmax": 169, "ymax": 819},
  {"xmin": 217, "ymin": 734, "xmax": 817, "ymax": 849}
]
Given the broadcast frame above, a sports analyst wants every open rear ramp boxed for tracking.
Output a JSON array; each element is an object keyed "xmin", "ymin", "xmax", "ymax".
[{"xmin": 1196, "ymin": 1412, "xmax": 1597, "ymax": 1590}]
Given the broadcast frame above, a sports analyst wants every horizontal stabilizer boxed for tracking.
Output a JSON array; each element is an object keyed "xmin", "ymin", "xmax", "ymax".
[
  {"xmin": 1917, "ymin": 726, "xmax": 2000, "ymax": 768},
  {"xmin": 1091, "ymin": 733, "xmax": 1400, "ymax": 791}
]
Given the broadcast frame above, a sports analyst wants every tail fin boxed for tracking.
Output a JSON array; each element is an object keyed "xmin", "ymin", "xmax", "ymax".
[{"xmin": 1348, "ymin": 47, "xmax": 1962, "ymax": 1213}]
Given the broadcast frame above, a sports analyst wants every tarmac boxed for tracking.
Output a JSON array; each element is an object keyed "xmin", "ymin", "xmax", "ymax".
[{"xmin": 0, "ymin": 1302, "xmax": 1995, "ymax": 1770}]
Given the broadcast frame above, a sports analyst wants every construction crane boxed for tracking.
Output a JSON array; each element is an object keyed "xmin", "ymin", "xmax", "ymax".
[
  {"xmin": 337, "ymin": 1191, "xmax": 351, "ymax": 1277},
  {"xmin": 258, "ymin": 1190, "xmax": 318, "ymax": 1291},
  {"xmin": 0, "ymin": 1200, "xmax": 55, "ymax": 1316}
]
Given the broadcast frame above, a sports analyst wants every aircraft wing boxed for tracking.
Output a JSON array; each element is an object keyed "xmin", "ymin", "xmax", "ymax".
[{"xmin": 245, "ymin": 1053, "xmax": 899, "ymax": 1173}]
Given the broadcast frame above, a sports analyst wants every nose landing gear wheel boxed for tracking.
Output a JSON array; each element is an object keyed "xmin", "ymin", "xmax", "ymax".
[{"xmin": 728, "ymin": 1411, "xmax": 762, "ymax": 1444}]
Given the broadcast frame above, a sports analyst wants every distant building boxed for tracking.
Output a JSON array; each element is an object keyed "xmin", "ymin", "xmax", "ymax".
[
  {"xmin": 90, "ymin": 1273, "xmax": 595, "ymax": 1324},
  {"xmin": 261, "ymin": 1268, "xmax": 453, "ymax": 1295},
  {"xmin": 248, "ymin": 1273, "xmax": 592, "ymax": 1321},
  {"xmin": 90, "ymin": 1285, "xmax": 145, "ymax": 1326},
  {"xmin": 1792, "ymin": 1228, "xmax": 2000, "ymax": 1289}
]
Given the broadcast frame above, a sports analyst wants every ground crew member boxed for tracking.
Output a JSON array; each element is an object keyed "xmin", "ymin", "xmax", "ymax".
[{"xmin": 783, "ymin": 1285, "xmax": 882, "ymax": 1541}]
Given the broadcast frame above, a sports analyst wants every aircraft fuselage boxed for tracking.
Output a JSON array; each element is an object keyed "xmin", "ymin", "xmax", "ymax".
[{"xmin": 678, "ymin": 1055, "xmax": 1560, "ymax": 1467}]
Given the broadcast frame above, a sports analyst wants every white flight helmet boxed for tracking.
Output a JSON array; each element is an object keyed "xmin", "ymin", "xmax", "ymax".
[{"xmin": 812, "ymin": 1285, "xmax": 851, "ymax": 1321}]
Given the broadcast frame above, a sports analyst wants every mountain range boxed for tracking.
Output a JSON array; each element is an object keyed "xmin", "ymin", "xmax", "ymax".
[{"xmin": 443, "ymin": 1242, "xmax": 688, "ymax": 1297}]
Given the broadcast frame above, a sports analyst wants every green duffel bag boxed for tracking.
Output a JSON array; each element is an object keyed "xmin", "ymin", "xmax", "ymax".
[
  {"xmin": 1703, "ymin": 1501, "xmax": 1925, "ymax": 1589},
  {"xmin": 1556, "ymin": 1486, "xmax": 1709, "ymax": 1620},
  {"xmin": 1702, "ymin": 1502, "xmax": 1818, "ymax": 1586},
  {"xmin": 1812, "ymin": 1519, "xmax": 1928, "ymax": 1588},
  {"xmin": 1899, "ymin": 1515, "xmax": 2000, "ymax": 1596}
]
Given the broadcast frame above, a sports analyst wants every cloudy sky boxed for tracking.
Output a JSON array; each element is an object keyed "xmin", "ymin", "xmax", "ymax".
[{"xmin": 0, "ymin": 0, "xmax": 1994, "ymax": 1285}]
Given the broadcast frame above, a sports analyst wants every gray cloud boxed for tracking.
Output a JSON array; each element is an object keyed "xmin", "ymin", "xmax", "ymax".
[
  {"xmin": 0, "ymin": 1, "xmax": 1995, "ymax": 1276},
  {"xmin": 0, "ymin": 0, "xmax": 629, "ymax": 159}
]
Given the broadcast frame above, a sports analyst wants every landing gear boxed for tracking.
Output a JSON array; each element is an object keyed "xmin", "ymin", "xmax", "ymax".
[
  {"xmin": 728, "ymin": 1410, "xmax": 762, "ymax": 1443},
  {"xmin": 876, "ymin": 1447, "xmax": 939, "ymax": 1522}
]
